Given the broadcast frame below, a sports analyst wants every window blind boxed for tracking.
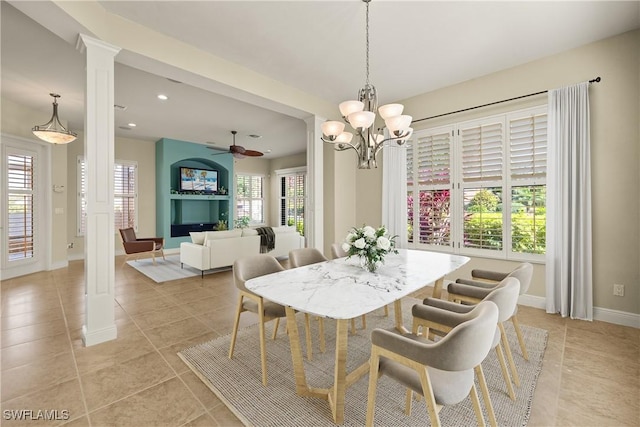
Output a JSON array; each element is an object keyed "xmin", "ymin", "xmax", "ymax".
[
  {"xmin": 417, "ymin": 131, "xmax": 451, "ymax": 185},
  {"xmin": 78, "ymin": 158, "xmax": 137, "ymax": 235},
  {"xmin": 461, "ymin": 122, "xmax": 503, "ymax": 182},
  {"xmin": 7, "ymin": 154, "xmax": 35, "ymax": 261},
  {"xmin": 509, "ymin": 113, "xmax": 547, "ymax": 180}
]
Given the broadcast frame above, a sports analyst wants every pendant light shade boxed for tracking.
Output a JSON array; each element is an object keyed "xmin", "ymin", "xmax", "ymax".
[{"xmin": 32, "ymin": 93, "xmax": 77, "ymax": 144}]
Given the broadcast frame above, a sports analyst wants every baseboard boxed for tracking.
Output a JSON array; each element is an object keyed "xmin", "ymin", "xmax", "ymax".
[
  {"xmin": 164, "ymin": 248, "xmax": 180, "ymax": 255},
  {"xmin": 447, "ymin": 281, "xmax": 639, "ymax": 329},
  {"xmin": 49, "ymin": 260, "xmax": 69, "ymax": 270},
  {"xmin": 519, "ymin": 294, "xmax": 639, "ymax": 328},
  {"xmin": 592, "ymin": 306, "xmax": 640, "ymax": 329}
]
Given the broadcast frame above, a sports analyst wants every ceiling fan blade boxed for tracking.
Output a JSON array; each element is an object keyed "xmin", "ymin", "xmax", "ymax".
[
  {"xmin": 243, "ymin": 149, "xmax": 264, "ymax": 157},
  {"xmin": 206, "ymin": 145, "xmax": 227, "ymax": 151}
]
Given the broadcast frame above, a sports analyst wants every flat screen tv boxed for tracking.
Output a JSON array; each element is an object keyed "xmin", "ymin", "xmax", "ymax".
[{"xmin": 179, "ymin": 167, "xmax": 218, "ymax": 193}]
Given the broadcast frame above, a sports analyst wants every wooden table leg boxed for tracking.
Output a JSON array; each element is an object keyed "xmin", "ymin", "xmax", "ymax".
[
  {"xmin": 331, "ymin": 319, "xmax": 349, "ymax": 425},
  {"xmin": 431, "ymin": 276, "xmax": 445, "ymax": 299},
  {"xmin": 394, "ymin": 299, "xmax": 409, "ymax": 334},
  {"xmin": 285, "ymin": 306, "xmax": 309, "ymax": 394}
]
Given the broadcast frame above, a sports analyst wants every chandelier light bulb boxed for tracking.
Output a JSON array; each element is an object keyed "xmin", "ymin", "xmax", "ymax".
[
  {"xmin": 321, "ymin": 121, "xmax": 346, "ymax": 138},
  {"xmin": 336, "ymin": 132, "xmax": 354, "ymax": 143},
  {"xmin": 378, "ymin": 104, "xmax": 404, "ymax": 120},
  {"xmin": 348, "ymin": 111, "xmax": 375, "ymax": 129},
  {"xmin": 339, "ymin": 100, "xmax": 364, "ymax": 118},
  {"xmin": 385, "ymin": 114, "xmax": 413, "ymax": 132}
]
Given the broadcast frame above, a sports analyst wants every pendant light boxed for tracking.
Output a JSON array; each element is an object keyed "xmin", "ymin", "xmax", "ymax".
[{"xmin": 32, "ymin": 93, "xmax": 77, "ymax": 144}]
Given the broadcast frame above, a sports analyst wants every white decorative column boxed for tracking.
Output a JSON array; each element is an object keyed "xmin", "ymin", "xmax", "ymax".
[
  {"xmin": 304, "ymin": 116, "xmax": 324, "ymax": 251},
  {"xmin": 77, "ymin": 34, "xmax": 121, "ymax": 346}
]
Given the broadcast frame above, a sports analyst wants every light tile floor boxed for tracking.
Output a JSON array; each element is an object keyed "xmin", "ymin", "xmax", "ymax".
[{"xmin": 1, "ymin": 258, "xmax": 638, "ymax": 426}]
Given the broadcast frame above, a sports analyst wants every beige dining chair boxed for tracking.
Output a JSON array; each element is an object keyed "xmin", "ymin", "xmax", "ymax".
[
  {"xmin": 229, "ymin": 254, "xmax": 299, "ymax": 386},
  {"xmin": 453, "ymin": 263, "xmax": 533, "ymax": 360},
  {"xmin": 416, "ymin": 276, "xmax": 521, "ymax": 426},
  {"xmin": 331, "ymin": 242, "xmax": 347, "ymax": 258},
  {"xmin": 366, "ymin": 300, "xmax": 499, "ymax": 427}
]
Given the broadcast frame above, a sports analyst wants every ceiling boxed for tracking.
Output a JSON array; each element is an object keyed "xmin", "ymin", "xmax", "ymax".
[{"xmin": 2, "ymin": 1, "xmax": 639, "ymax": 158}]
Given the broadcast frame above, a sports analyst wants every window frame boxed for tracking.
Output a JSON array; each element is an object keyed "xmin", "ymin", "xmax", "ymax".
[
  {"xmin": 276, "ymin": 166, "xmax": 306, "ymax": 236},
  {"xmin": 235, "ymin": 173, "xmax": 265, "ymax": 226},
  {"xmin": 407, "ymin": 105, "xmax": 547, "ymax": 263},
  {"xmin": 77, "ymin": 156, "xmax": 138, "ymax": 236}
]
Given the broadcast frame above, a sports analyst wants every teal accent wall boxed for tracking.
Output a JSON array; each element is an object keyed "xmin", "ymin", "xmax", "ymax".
[{"xmin": 156, "ymin": 138, "xmax": 235, "ymax": 249}]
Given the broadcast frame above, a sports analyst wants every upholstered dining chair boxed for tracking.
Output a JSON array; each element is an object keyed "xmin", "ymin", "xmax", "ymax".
[
  {"xmin": 119, "ymin": 227, "xmax": 165, "ymax": 265},
  {"xmin": 331, "ymin": 242, "xmax": 347, "ymax": 258},
  {"xmin": 366, "ymin": 300, "xmax": 499, "ymax": 427},
  {"xmin": 229, "ymin": 254, "xmax": 290, "ymax": 386},
  {"xmin": 416, "ymin": 276, "xmax": 521, "ymax": 424},
  {"xmin": 288, "ymin": 248, "xmax": 330, "ymax": 358},
  {"xmin": 453, "ymin": 263, "xmax": 533, "ymax": 361}
]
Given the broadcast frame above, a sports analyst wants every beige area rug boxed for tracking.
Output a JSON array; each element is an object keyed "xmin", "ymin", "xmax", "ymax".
[
  {"xmin": 179, "ymin": 298, "xmax": 547, "ymax": 426},
  {"xmin": 126, "ymin": 254, "xmax": 229, "ymax": 283}
]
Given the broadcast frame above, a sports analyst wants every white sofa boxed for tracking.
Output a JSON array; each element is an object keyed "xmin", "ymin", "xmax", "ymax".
[{"xmin": 180, "ymin": 226, "xmax": 305, "ymax": 276}]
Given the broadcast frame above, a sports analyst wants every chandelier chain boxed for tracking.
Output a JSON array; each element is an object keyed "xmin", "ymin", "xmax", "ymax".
[{"xmin": 365, "ymin": 0, "xmax": 370, "ymax": 86}]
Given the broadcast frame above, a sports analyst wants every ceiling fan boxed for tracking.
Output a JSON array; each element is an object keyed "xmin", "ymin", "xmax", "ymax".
[{"xmin": 207, "ymin": 130, "xmax": 264, "ymax": 159}]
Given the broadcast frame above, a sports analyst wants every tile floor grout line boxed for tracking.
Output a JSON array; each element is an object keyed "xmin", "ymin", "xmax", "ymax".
[{"xmin": 56, "ymin": 269, "xmax": 93, "ymax": 427}]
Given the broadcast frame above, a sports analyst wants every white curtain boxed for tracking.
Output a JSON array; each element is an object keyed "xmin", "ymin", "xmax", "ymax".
[
  {"xmin": 545, "ymin": 82, "xmax": 593, "ymax": 320},
  {"xmin": 382, "ymin": 144, "xmax": 408, "ymax": 249}
]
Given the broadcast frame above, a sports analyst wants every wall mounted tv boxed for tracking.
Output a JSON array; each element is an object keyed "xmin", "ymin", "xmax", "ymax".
[{"xmin": 179, "ymin": 167, "xmax": 218, "ymax": 193}]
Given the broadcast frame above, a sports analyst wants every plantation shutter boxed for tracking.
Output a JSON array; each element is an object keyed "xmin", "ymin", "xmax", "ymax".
[
  {"xmin": 417, "ymin": 131, "xmax": 451, "ymax": 185},
  {"xmin": 278, "ymin": 170, "xmax": 306, "ymax": 235},
  {"xmin": 407, "ymin": 126, "xmax": 453, "ymax": 249},
  {"xmin": 406, "ymin": 141, "xmax": 414, "ymax": 187},
  {"xmin": 236, "ymin": 175, "xmax": 250, "ymax": 218},
  {"xmin": 461, "ymin": 121, "xmax": 503, "ymax": 182},
  {"xmin": 510, "ymin": 113, "xmax": 547, "ymax": 180},
  {"xmin": 7, "ymin": 154, "xmax": 35, "ymax": 261},
  {"xmin": 114, "ymin": 163, "xmax": 137, "ymax": 230},
  {"xmin": 78, "ymin": 158, "xmax": 137, "ymax": 235},
  {"xmin": 236, "ymin": 175, "xmax": 264, "ymax": 223}
]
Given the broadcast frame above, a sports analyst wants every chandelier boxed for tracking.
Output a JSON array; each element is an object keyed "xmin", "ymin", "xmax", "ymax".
[
  {"xmin": 320, "ymin": 0, "xmax": 412, "ymax": 169},
  {"xmin": 32, "ymin": 93, "xmax": 77, "ymax": 144}
]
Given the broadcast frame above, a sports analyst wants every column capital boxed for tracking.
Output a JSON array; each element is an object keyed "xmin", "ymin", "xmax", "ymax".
[{"xmin": 76, "ymin": 33, "xmax": 121, "ymax": 56}]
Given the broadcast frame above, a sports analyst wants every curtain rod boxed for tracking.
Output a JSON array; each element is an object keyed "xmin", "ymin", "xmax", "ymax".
[{"xmin": 412, "ymin": 77, "xmax": 601, "ymax": 123}]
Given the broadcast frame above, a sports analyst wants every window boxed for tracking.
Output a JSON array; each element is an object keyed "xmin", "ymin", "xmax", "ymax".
[
  {"xmin": 236, "ymin": 175, "xmax": 264, "ymax": 224},
  {"xmin": 278, "ymin": 168, "xmax": 306, "ymax": 236},
  {"xmin": 406, "ymin": 106, "xmax": 547, "ymax": 260},
  {"xmin": 6, "ymin": 154, "xmax": 35, "ymax": 261},
  {"xmin": 78, "ymin": 158, "xmax": 138, "ymax": 235}
]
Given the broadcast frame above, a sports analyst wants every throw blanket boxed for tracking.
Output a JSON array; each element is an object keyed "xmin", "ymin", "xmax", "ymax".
[{"xmin": 256, "ymin": 227, "xmax": 276, "ymax": 253}]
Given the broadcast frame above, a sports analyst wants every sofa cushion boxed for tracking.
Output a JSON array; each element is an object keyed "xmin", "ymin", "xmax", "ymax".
[
  {"xmin": 271, "ymin": 226, "xmax": 297, "ymax": 234},
  {"xmin": 204, "ymin": 229, "xmax": 243, "ymax": 243},
  {"xmin": 242, "ymin": 228, "xmax": 259, "ymax": 237},
  {"xmin": 189, "ymin": 232, "xmax": 205, "ymax": 245}
]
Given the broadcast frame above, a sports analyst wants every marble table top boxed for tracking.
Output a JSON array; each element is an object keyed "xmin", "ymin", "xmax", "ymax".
[{"xmin": 245, "ymin": 249, "xmax": 470, "ymax": 319}]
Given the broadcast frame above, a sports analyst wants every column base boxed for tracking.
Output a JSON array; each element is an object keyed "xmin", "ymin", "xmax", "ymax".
[{"xmin": 82, "ymin": 324, "xmax": 117, "ymax": 347}]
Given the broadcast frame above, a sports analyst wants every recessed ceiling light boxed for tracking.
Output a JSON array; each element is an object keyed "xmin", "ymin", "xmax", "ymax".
[
  {"xmin": 157, "ymin": 94, "xmax": 168, "ymax": 100},
  {"xmin": 265, "ymin": 149, "xmax": 272, "ymax": 153},
  {"xmin": 248, "ymin": 134, "xmax": 262, "ymax": 139},
  {"xmin": 127, "ymin": 123, "xmax": 137, "ymax": 127}
]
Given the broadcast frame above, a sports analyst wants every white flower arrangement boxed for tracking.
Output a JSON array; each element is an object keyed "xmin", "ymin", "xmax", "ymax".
[{"xmin": 342, "ymin": 225, "xmax": 398, "ymax": 272}]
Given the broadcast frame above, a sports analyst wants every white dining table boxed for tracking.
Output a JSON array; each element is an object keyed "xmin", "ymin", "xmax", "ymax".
[{"xmin": 245, "ymin": 249, "xmax": 469, "ymax": 425}]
